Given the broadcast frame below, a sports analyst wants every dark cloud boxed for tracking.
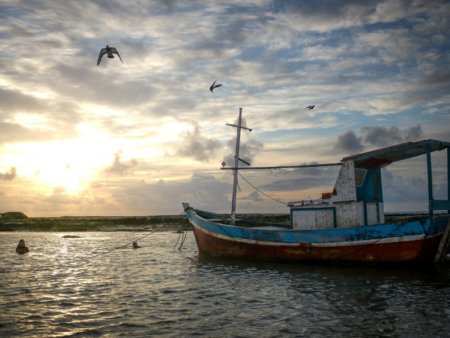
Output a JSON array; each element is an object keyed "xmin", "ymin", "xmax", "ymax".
[
  {"xmin": 285, "ymin": 0, "xmax": 378, "ymax": 18},
  {"xmin": 362, "ymin": 125, "xmax": 422, "ymax": 147},
  {"xmin": 423, "ymin": 69, "xmax": 450, "ymax": 85},
  {"xmin": 0, "ymin": 167, "xmax": 17, "ymax": 181},
  {"xmin": 335, "ymin": 130, "xmax": 364, "ymax": 153},
  {"xmin": 176, "ymin": 123, "xmax": 222, "ymax": 162},
  {"xmin": 336, "ymin": 125, "xmax": 423, "ymax": 153},
  {"xmin": 362, "ymin": 126, "xmax": 403, "ymax": 147},
  {"xmin": 403, "ymin": 125, "xmax": 422, "ymax": 142},
  {"xmin": 102, "ymin": 150, "xmax": 138, "ymax": 177}
]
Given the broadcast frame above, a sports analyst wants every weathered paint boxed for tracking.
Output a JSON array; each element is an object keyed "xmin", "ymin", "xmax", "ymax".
[
  {"xmin": 187, "ymin": 209, "xmax": 447, "ymax": 263},
  {"xmin": 330, "ymin": 160, "xmax": 357, "ymax": 203},
  {"xmin": 291, "ymin": 207, "xmax": 336, "ymax": 230},
  {"xmin": 185, "ymin": 206, "xmax": 449, "ymax": 244}
]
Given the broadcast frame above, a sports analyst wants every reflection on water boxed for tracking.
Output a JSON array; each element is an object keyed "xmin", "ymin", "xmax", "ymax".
[{"xmin": 1, "ymin": 232, "xmax": 450, "ymax": 337}]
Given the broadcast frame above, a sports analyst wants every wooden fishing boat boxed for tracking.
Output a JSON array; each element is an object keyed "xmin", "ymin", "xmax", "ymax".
[{"xmin": 183, "ymin": 109, "xmax": 450, "ymax": 264}]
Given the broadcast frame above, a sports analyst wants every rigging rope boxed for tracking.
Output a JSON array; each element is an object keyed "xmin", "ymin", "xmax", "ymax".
[{"xmin": 238, "ymin": 172, "xmax": 288, "ymax": 206}]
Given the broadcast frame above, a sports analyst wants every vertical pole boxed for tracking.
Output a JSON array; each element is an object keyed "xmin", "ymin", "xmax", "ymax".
[
  {"xmin": 448, "ymin": 148, "xmax": 450, "ymax": 215},
  {"xmin": 231, "ymin": 108, "xmax": 242, "ymax": 225},
  {"xmin": 426, "ymin": 143, "xmax": 433, "ymax": 219}
]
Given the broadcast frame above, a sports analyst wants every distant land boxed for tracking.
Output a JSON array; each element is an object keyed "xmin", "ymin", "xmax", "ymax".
[{"xmin": 0, "ymin": 212, "xmax": 291, "ymax": 232}]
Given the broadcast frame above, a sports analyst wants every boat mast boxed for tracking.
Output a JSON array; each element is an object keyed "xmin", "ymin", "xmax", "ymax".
[
  {"xmin": 226, "ymin": 108, "xmax": 252, "ymax": 225},
  {"xmin": 231, "ymin": 108, "xmax": 242, "ymax": 225}
]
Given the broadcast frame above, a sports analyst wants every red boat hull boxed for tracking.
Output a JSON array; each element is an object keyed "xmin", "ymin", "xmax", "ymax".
[{"xmin": 190, "ymin": 220, "xmax": 444, "ymax": 264}]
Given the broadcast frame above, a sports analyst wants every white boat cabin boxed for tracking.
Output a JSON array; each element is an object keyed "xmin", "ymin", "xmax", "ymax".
[{"xmin": 289, "ymin": 139, "xmax": 450, "ymax": 230}]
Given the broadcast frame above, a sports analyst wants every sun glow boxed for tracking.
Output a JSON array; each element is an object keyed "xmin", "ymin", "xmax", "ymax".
[{"xmin": 3, "ymin": 126, "xmax": 127, "ymax": 192}]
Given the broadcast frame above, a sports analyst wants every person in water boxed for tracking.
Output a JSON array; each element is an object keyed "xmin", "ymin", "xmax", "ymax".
[
  {"xmin": 132, "ymin": 241, "xmax": 141, "ymax": 249},
  {"xmin": 16, "ymin": 239, "xmax": 29, "ymax": 254}
]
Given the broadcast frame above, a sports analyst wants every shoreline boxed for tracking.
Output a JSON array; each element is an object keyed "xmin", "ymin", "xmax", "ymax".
[
  {"xmin": 0, "ymin": 214, "xmax": 290, "ymax": 232},
  {"xmin": 1, "ymin": 212, "xmax": 433, "ymax": 232}
]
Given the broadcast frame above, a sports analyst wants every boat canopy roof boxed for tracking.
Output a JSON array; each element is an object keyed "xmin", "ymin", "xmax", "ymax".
[{"xmin": 342, "ymin": 139, "xmax": 450, "ymax": 169}]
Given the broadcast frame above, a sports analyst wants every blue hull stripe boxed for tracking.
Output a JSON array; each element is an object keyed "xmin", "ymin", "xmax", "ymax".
[{"xmin": 186, "ymin": 209, "xmax": 449, "ymax": 244}]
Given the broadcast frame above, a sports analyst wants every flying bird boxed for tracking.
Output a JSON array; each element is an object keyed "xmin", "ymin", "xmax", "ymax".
[
  {"xmin": 210, "ymin": 80, "xmax": 222, "ymax": 93},
  {"xmin": 305, "ymin": 105, "xmax": 315, "ymax": 110},
  {"xmin": 97, "ymin": 45, "xmax": 123, "ymax": 66}
]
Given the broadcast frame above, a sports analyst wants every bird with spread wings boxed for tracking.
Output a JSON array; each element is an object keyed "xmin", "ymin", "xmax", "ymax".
[
  {"xmin": 210, "ymin": 80, "xmax": 222, "ymax": 92},
  {"xmin": 97, "ymin": 45, "xmax": 123, "ymax": 66}
]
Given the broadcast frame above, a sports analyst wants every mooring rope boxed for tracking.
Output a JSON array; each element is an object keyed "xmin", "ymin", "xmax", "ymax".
[
  {"xmin": 82, "ymin": 223, "xmax": 168, "ymax": 263},
  {"xmin": 177, "ymin": 230, "xmax": 188, "ymax": 250}
]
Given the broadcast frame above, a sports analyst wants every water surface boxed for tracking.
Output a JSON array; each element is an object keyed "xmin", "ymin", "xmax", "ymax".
[{"xmin": 1, "ymin": 232, "xmax": 450, "ymax": 337}]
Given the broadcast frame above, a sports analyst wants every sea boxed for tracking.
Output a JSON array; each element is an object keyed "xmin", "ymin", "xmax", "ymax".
[{"xmin": 1, "ymin": 231, "xmax": 450, "ymax": 337}]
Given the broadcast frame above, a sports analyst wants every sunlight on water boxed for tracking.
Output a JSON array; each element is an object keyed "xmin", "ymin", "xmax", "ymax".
[{"xmin": 1, "ymin": 232, "xmax": 450, "ymax": 337}]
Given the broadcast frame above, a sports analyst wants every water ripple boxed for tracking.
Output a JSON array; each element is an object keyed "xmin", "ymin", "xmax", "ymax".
[{"xmin": 1, "ymin": 232, "xmax": 450, "ymax": 337}]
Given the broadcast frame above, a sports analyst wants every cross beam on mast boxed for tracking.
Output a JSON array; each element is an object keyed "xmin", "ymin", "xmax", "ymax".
[
  {"xmin": 221, "ymin": 163, "xmax": 343, "ymax": 170},
  {"xmin": 226, "ymin": 123, "xmax": 252, "ymax": 132}
]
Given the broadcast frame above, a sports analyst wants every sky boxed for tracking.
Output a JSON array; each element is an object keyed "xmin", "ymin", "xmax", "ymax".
[{"xmin": 0, "ymin": 0, "xmax": 449, "ymax": 217}]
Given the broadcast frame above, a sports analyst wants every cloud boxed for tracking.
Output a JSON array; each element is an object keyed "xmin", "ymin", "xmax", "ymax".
[
  {"xmin": 175, "ymin": 123, "xmax": 223, "ymax": 162},
  {"xmin": 335, "ymin": 130, "xmax": 364, "ymax": 153},
  {"xmin": 240, "ymin": 191, "xmax": 264, "ymax": 202},
  {"xmin": 43, "ymin": 193, "xmax": 82, "ymax": 205},
  {"xmin": 102, "ymin": 150, "xmax": 138, "ymax": 177},
  {"xmin": 403, "ymin": 125, "xmax": 422, "ymax": 142},
  {"xmin": 90, "ymin": 181, "xmax": 103, "ymax": 189},
  {"xmin": 362, "ymin": 124, "xmax": 422, "ymax": 147},
  {"xmin": 423, "ymin": 69, "xmax": 450, "ymax": 86},
  {"xmin": 0, "ymin": 0, "xmax": 449, "ymax": 216},
  {"xmin": 0, "ymin": 88, "xmax": 45, "ymax": 113},
  {"xmin": 335, "ymin": 125, "xmax": 423, "ymax": 153},
  {"xmin": 110, "ymin": 172, "xmax": 231, "ymax": 213},
  {"xmin": 223, "ymin": 136, "xmax": 264, "ymax": 167},
  {"xmin": 259, "ymin": 177, "xmax": 335, "ymax": 192},
  {"xmin": 52, "ymin": 185, "xmax": 66, "ymax": 194},
  {"xmin": 0, "ymin": 167, "xmax": 17, "ymax": 181},
  {"xmin": 362, "ymin": 126, "xmax": 404, "ymax": 147}
]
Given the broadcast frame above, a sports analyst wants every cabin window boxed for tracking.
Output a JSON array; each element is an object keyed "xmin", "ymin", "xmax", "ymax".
[{"xmin": 354, "ymin": 168, "xmax": 367, "ymax": 187}]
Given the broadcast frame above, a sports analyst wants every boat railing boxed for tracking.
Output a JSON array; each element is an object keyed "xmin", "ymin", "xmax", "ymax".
[{"xmin": 288, "ymin": 199, "xmax": 330, "ymax": 207}]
